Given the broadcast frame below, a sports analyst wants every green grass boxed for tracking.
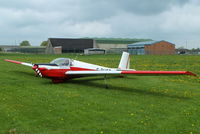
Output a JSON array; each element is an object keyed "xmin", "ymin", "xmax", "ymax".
[{"xmin": 0, "ymin": 53, "xmax": 199, "ymax": 134}]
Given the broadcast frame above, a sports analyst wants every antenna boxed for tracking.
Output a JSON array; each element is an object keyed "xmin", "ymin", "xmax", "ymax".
[{"xmin": 186, "ymin": 40, "xmax": 188, "ymax": 49}]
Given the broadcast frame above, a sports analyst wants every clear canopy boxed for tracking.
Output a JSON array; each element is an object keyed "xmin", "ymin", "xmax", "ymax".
[{"xmin": 50, "ymin": 58, "xmax": 71, "ymax": 66}]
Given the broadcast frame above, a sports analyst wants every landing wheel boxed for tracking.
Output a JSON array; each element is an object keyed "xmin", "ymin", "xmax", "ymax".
[
  {"xmin": 104, "ymin": 75, "xmax": 109, "ymax": 89},
  {"xmin": 35, "ymin": 72, "xmax": 39, "ymax": 77},
  {"xmin": 52, "ymin": 79, "xmax": 65, "ymax": 83}
]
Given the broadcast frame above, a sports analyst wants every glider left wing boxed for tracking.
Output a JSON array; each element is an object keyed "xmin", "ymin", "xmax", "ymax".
[
  {"xmin": 66, "ymin": 70, "xmax": 196, "ymax": 76},
  {"xmin": 4, "ymin": 59, "xmax": 33, "ymax": 67}
]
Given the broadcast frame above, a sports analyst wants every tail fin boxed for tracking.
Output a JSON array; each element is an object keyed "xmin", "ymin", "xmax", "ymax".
[{"xmin": 118, "ymin": 52, "xmax": 130, "ymax": 70}]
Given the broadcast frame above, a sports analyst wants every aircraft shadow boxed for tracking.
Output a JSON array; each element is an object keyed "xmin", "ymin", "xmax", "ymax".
[
  {"xmin": 12, "ymin": 71, "xmax": 189, "ymax": 100},
  {"xmin": 10, "ymin": 71, "xmax": 33, "ymax": 77},
  {"xmin": 67, "ymin": 77, "xmax": 189, "ymax": 100}
]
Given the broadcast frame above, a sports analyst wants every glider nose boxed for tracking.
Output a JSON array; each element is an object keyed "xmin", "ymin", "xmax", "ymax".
[
  {"xmin": 32, "ymin": 65, "xmax": 38, "ymax": 70},
  {"xmin": 32, "ymin": 65, "xmax": 46, "ymax": 77}
]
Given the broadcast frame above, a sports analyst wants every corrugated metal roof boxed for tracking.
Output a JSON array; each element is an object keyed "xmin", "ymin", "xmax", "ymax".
[
  {"xmin": 0, "ymin": 45, "xmax": 19, "ymax": 48},
  {"xmin": 128, "ymin": 40, "xmax": 175, "ymax": 48},
  {"xmin": 128, "ymin": 40, "xmax": 163, "ymax": 47}
]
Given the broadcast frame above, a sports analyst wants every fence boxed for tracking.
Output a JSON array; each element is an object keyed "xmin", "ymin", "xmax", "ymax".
[
  {"xmin": 7, "ymin": 47, "xmax": 46, "ymax": 54},
  {"xmin": 106, "ymin": 48, "xmax": 128, "ymax": 54}
]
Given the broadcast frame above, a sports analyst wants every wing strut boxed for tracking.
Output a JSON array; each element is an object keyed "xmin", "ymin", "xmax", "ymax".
[{"xmin": 104, "ymin": 75, "xmax": 109, "ymax": 89}]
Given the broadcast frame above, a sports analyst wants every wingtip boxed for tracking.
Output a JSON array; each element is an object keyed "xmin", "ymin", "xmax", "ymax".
[
  {"xmin": 185, "ymin": 71, "xmax": 197, "ymax": 76},
  {"xmin": 4, "ymin": 59, "xmax": 10, "ymax": 62},
  {"xmin": 4, "ymin": 59, "xmax": 22, "ymax": 64}
]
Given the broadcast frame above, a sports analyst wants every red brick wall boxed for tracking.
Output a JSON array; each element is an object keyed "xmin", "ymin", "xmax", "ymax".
[{"xmin": 144, "ymin": 41, "xmax": 175, "ymax": 55}]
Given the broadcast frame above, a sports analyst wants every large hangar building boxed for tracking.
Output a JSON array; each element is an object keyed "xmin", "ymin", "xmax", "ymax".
[
  {"xmin": 45, "ymin": 38, "xmax": 151, "ymax": 54},
  {"xmin": 45, "ymin": 38, "xmax": 175, "ymax": 55}
]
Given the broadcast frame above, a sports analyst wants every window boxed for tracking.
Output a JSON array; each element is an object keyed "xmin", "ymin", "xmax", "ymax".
[{"xmin": 50, "ymin": 58, "xmax": 71, "ymax": 66}]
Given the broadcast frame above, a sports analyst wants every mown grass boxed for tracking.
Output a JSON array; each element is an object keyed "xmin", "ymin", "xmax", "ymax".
[{"xmin": 0, "ymin": 53, "xmax": 199, "ymax": 134}]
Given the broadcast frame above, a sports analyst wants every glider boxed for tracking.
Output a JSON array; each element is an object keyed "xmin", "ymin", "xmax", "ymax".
[{"xmin": 4, "ymin": 52, "xmax": 196, "ymax": 83}]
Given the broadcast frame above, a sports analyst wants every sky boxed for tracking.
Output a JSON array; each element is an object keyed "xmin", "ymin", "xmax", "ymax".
[{"xmin": 0, "ymin": 0, "xmax": 200, "ymax": 48}]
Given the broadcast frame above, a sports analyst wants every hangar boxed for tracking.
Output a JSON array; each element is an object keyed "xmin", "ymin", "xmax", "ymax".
[
  {"xmin": 128, "ymin": 40, "xmax": 175, "ymax": 55},
  {"xmin": 46, "ymin": 38, "xmax": 94, "ymax": 54}
]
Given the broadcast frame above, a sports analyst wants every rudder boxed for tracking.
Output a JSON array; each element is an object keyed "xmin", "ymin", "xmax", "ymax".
[{"xmin": 118, "ymin": 52, "xmax": 130, "ymax": 70}]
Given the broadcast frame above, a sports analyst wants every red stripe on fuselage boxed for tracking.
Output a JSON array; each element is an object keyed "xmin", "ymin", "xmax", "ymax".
[
  {"xmin": 38, "ymin": 67, "xmax": 95, "ymax": 79},
  {"xmin": 39, "ymin": 69, "xmax": 68, "ymax": 78}
]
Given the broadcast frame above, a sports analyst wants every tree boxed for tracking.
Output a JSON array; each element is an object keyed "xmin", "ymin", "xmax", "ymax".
[
  {"xmin": 0, "ymin": 47, "xmax": 2, "ymax": 52},
  {"xmin": 20, "ymin": 40, "xmax": 31, "ymax": 46},
  {"xmin": 40, "ymin": 41, "xmax": 48, "ymax": 46}
]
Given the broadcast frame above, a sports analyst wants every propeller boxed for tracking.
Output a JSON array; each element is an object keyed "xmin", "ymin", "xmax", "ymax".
[{"xmin": 32, "ymin": 64, "xmax": 43, "ymax": 77}]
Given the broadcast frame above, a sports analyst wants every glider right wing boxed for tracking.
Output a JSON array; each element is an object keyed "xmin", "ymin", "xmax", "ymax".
[{"xmin": 66, "ymin": 70, "xmax": 196, "ymax": 76}]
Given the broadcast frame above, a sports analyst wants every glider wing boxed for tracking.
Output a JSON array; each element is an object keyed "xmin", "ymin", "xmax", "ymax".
[
  {"xmin": 66, "ymin": 70, "xmax": 196, "ymax": 76},
  {"xmin": 4, "ymin": 59, "xmax": 33, "ymax": 67}
]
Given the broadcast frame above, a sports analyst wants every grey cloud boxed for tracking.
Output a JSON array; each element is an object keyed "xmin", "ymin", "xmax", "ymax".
[
  {"xmin": 0, "ymin": 0, "xmax": 190, "ymax": 21},
  {"xmin": 71, "ymin": 0, "xmax": 191, "ymax": 20},
  {"xmin": 62, "ymin": 0, "xmax": 191, "ymax": 21},
  {"xmin": 118, "ymin": 0, "xmax": 189, "ymax": 15}
]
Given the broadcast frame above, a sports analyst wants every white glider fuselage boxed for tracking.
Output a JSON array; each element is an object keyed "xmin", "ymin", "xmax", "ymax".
[{"xmin": 32, "ymin": 59, "xmax": 126, "ymax": 83}]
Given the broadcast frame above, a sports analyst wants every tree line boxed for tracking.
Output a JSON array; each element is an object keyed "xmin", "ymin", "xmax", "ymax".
[{"xmin": 19, "ymin": 40, "xmax": 48, "ymax": 46}]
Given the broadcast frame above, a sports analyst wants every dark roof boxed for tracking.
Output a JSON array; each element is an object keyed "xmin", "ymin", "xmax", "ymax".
[
  {"xmin": 49, "ymin": 38, "xmax": 94, "ymax": 50},
  {"xmin": 0, "ymin": 45, "xmax": 19, "ymax": 48},
  {"xmin": 128, "ymin": 40, "xmax": 175, "ymax": 47}
]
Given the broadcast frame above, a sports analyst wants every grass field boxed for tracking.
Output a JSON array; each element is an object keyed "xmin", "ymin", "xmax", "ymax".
[{"xmin": 0, "ymin": 53, "xmax": 200, "ymax": 134}]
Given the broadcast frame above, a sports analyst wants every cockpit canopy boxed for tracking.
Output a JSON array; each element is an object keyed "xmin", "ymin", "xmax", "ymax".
[{"xmin": 50, "ymin": 58, "xmax": 72, "ymax": 66}]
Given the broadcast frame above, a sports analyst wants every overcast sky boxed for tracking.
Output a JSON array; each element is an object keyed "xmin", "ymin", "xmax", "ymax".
[{"xmin": 0, "ymin": 0, "xmax": 200, "ymax": 48}]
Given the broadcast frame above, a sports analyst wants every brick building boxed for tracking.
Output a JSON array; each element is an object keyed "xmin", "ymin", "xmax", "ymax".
[{"xmin": 128, "ymin": 40, "xmax": 175, "ymax": 55}]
